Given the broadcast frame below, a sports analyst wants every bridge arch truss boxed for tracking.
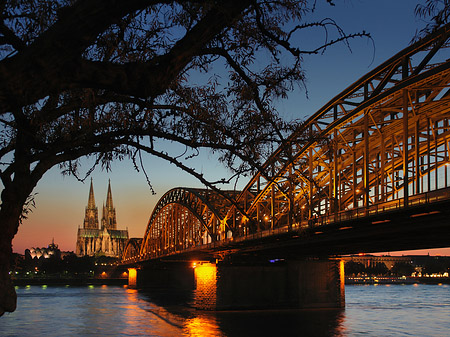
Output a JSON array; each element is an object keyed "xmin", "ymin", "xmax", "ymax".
[
  {"xmin": 127, "ymin": 25, "xmax": 450, "ymax": 263},
  {"xmin": 225, "ymin": 24, "xmax": 450, "ymax": 237},
  {"xmin": 122, "ymin": 238, "xmax": 143, "ymax": 261},
  {"xmin": 139, "ymin": 188, "xmax": 238, "ymax": 259}
]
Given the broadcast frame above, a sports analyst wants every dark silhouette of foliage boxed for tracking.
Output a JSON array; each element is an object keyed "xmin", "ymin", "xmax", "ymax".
[
  {"xmin": 365, "ymin": 263, "xmax": 389, "ymax": 276},
  {"xmin": 391, "ymin": 262, "xmax": 415, "ymax": 277},
  {"xmin": 422, "ymin": 258, "xmax": 450, "ymax": 275},
  {"xmin": 416, "ymin": 0, "xmax": 450, "ymax": 36},
  {"xmin": 344, "ymin": 261, "xmax": 366, "ymax": 277},
  {"xmin": 40, "ymin": 254, "xmax": 64, "ymax": 274}
]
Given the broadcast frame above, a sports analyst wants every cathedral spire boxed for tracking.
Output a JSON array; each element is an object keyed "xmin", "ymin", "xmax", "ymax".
[
  {"xmin": 88, "ymin": 178, "xmax": 96, "ymax": 209},
  {"xmin": 83, "ymin": 178, "xmax": 99, "ymax": 230},
  {"xmin": 102, "ymin": 179, "xmax": 117, "ymax": 230},
  {"xmin": 106, "ymin": 179, "xmax": 113, "ymax": 210}
]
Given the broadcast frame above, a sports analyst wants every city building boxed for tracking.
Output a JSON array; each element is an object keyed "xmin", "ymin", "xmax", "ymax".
[
  {"xmin": 26, "ymin": 239, "xmax": 61, "ymax": 260},
  {"xmin": 76, "ymin": 179, "xmax": 129, "ymax": 257},
  {"xmin": 343, "ymin": 254, "xmax": 412, "ymax": 270}
]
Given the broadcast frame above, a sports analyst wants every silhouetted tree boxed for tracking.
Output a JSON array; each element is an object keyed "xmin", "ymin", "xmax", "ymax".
[
  {"xmin": 344, "ymin": 261, "xmax": 366, "ymax": 277},
  {"xmin": 391, "ymin": 262, "xmax": 415, "ymax": 277},
  {"xmin": 40, "ymin": 255, "xmax": 63, "ymax": 274},
  {"xmin": 422, "ymin": 258, "xmax": 450, "ymax": 275},
  {"xmin": 60, "ymin": 253, "xmax": 94, "ymax": 274},
  {"xmin": 366, "ymin": 263, "xmax": 389, "ymax": 276},
  {"xmin": 416, "ymin": 0, "xmax": 450, "ymax": 36}
]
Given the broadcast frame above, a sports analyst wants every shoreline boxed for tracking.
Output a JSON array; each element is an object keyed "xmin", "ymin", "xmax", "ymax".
[
  {"xmin": 346, "ymin": 276, "xmax": 450, "ymax": 285},
  {"xmin": 12, "ymin": 278, "xmax": 128, "ymax": 286},
  {"xmin": 12, "ymin": 276, "xmax": 450, "ymax": 287}
]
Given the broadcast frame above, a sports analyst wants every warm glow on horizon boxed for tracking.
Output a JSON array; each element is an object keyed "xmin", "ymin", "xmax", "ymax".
[{"xmin": 11, "ymin": 171, "xmax": 161, "ymax": 253}]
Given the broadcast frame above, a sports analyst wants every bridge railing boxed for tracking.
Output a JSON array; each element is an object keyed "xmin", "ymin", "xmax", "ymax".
[{"xmin": 305, "ymin": 187, "xmax": 450, "ymax": 229}]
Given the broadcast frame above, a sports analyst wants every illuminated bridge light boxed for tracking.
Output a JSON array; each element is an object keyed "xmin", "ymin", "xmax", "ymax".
[{"xmin": 371, "ymin": 219, "xmax": 391, "ymax": 225}]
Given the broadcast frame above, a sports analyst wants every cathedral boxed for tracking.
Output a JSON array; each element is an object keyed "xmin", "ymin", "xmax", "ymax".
[{"xmin": 76, "ymin": 179, "xmax": 129, "ymax": 258}]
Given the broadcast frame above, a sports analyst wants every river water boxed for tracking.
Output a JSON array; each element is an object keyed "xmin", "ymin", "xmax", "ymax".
[{"xmin": 1, "ymin": 283, "xmax": 449, "ymax": 336}]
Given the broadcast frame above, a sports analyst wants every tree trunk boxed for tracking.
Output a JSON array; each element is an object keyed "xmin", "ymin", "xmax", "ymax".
[
  {"xmin": 0, "ymin": 214, "xmax": 19, "ymax": 316},
  {"xmin": 0, "ymin": 180, "xmax": 36, "ymax": 316}
]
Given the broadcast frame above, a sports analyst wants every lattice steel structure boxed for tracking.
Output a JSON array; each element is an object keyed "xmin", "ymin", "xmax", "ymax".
[
  {"xmin": 225, "ymin": 24, "xmax": 450, "ymax": 235},
  {"xmin": 122, "ymin": 238, "xmax": 142, "ymax": 260},
  {"xmin": 139, "ymin": 188, "xmax": 238, "ymax": 258},
  {"xmin": 134, "ymin": 24, "xmax": 450, "ymax": 262}
]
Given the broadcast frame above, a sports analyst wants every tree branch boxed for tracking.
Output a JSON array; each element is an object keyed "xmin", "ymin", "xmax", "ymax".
[{"xmin": 0, "ymin": 22, "xmax": 26, "ymax": 51}]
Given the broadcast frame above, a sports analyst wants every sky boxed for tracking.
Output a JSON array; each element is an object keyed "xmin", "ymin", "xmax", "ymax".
[{"xmin": 11, "ymin": 0, "xmax": 450, "ymax": 256}]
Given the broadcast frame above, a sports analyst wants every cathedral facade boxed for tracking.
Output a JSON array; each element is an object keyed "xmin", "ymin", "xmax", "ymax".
[{"xmin": 76, "ymin": 179, "xmax": 129, "ymax": 258}]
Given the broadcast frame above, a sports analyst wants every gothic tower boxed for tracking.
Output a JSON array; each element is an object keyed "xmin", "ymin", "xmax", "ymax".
[
  {"xmin": 83, "ymin": 178, "xmax": 99, "ymax": 229},
  {"xmin": 101, "ymin": 179, "xmax": 117, "ymax": 230},
  {"xmin": 77, "ymin": 179, "xmax": 128, "ymax": 257}
]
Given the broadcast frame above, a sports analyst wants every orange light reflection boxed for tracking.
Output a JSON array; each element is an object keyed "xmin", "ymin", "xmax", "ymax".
[{"xmin": 184, "ymin": 314, "xmax": 222, "ymax": 337}]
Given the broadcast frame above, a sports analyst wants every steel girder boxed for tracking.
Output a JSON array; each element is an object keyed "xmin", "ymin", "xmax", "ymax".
[
  {"xmin": 225, "ymin": 23, "xmax": 450, "ymax": 237},
  {"xmin": 139, "ymin": 187, "xmax": 237, "ymax": 258}
]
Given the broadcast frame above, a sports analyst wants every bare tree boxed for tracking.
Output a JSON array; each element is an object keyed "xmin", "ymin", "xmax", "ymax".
[
  {"xmin": 0, "ymin": 0, "xmax": 370, "ymax": 314},
  {"xmin": 415, "ymin": 0, "xmax": 450, "ymax": 36}
]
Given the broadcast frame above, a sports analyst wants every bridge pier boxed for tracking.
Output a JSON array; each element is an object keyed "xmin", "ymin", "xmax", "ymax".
[
  {"xmin": 127, "ymin": 263, "xmax": 195, "ymax": 290},
  {"xmin": 127, "ymin": 268, "xmax": 139, "ymax": 288},
  {"xmin": 128, "ymin": 258, "xmax": 344, "ymax": 310},
  {"xmin": 193, "ymin": 258, "xmax": 345, "ymax": 310}
]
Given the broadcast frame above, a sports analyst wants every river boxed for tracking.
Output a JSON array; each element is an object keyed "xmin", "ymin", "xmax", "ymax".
[{"xmin": 1, "ymin": 283, "xmax": 449, "ymax": 336}]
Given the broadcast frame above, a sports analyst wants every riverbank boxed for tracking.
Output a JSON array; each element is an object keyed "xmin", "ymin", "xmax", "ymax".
[
  {"xmin": 12, "ymin": 277, "xmax": 127, "ymax": 286},
  {"xmin": 346, "ymin": 276, "xmax": 450, "ymax": 285}
]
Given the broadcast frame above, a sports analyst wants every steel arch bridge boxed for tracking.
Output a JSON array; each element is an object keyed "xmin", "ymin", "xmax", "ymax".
[
  {"xmin": 124, "ymin": 24, "xmax": 450, "ymax": 263},
  {"xmin": 137, "ymin": 188, "xmax": 239, "ymax": 259}
]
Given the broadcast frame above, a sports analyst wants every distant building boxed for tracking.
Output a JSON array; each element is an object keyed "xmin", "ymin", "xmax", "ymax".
[
  {"xmin": 26, "ymin": 239, "xmax": 60, "ymax": 259},
  {"xmin": 343, "ymin": 254, "xmax": 412, "ymax": 270},
  {"xmin": 76, "ymin": 179, "xmax": 129, "ymax": 257}
]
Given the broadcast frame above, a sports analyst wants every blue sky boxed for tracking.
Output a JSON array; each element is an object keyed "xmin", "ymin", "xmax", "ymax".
[{"xmin": 13, "ymin": 0, "xmax": 450, "ymax": 256}]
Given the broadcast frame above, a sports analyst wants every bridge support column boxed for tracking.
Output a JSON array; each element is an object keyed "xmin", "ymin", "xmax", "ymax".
[
  {"xmin": 193, "ymin": 259, "xmax": 345, "ymax": 310},
  {"xmin": 127, "ymin": 268, "xmax": 140, "ymax": 289}
]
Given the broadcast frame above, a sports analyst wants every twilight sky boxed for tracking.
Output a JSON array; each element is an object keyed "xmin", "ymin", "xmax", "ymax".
[{"xmin": 11, "ymin": 0, "xmax": 450, "ymax": 256}]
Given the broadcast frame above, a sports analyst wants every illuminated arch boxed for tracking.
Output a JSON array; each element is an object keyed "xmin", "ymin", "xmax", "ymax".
[
  {"xmin": 140, "ymin": 187, "xmax": 237, "ymax": 258},
  {"xmin": 122, "ymin": 238, "xmax": 142, "ymax": 261}
]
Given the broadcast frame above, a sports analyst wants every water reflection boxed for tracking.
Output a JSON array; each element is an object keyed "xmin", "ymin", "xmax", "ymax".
[
  {"xmin": 219, "ymin": 309, "xmax": 346, "ymax": 336},
  {"xmin": 122, "ymin": 288, "xmax": 184, "ymax": 336},
  {"xmin": 3, "ymin": 284, "xmax": 450, "ymax": 336},
  {"xmin": 133, "ymin": 287, "xmax": 347, "ymax": 337},
  {"xmin": 2, "ymin": 285, "xmax": 346, "ymax": 336}
]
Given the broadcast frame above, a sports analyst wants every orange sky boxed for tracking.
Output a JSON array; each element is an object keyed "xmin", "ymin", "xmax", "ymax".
[{"xmin": 12, "ymin": 154, "xmax": 228, "ymax": 253}]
